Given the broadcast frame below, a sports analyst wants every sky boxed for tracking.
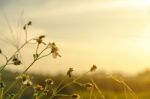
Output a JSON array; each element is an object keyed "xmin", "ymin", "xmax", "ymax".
[{"xmin": 0, "ymin": 0, "xmax": 150, "ymax": 75}]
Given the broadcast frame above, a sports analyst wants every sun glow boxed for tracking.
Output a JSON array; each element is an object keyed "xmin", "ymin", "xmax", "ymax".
[
  {"xmin": 138, "ymin": 29, "xmax": 150, "ymax": 53},
  {"xmin": 131, "ymin": 0, "xmax": 150, "ymax": 6}
]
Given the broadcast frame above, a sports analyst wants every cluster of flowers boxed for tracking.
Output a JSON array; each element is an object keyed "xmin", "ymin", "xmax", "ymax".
[{"xmin": 0, "ymin": 21, "xmax": 98, "ymax": 99}]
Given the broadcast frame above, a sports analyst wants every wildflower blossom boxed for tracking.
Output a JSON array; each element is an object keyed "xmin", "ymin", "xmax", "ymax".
[
  {"xmin": 34, "ymin": 35, "xmax": 46, "ymax": 45},
  {"xmin": 67, "ymin": 68, "xmax": 74, "ymax": 78},
  {"xmin": 43, "ymin": 89, "xmax": 49, "ymax": 95},
  {"xmin": 16, "ymin": 74, "xmax": 32, "ymax": 86},
  {"xmin": 90, "ymin": 65, "xmax": 97, "ymax": 72},
  {"xmin": 34, "ymin": 84, "xmax": 44, "ymax": 92},
  {"xmin": 45, "ymin": 78, "xmax": 54, "ymax": 85},
  {"xmin": 48, "ymin": 42, "xmax": 61, "ymax": 58},
  {"xmin": 12, "ymin": 54, "xmax": 21, "ymax": 65},
  {"xmin": 23, "ymin": 79, "xmax": 33, "ymax": 86},
  {"xmin": 71, "ymin": 94, "xmax": 80, "ymax": 99},
  {"xmin": 23, "ymin": 21, "xmax": 32, "ymax": 30}
]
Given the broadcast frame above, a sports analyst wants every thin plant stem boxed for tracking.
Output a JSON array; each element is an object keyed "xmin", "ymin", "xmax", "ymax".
[
  {"xmin": 23, "ymin": 45, "xmax": 49, "ymax": 73},
  {"xmin": 0, "ymin": 88, "xmax": 4, "ymax": 99},
  {"xmin": 108, "ymin": 74, "xmax": 138, "ymax": 99},
  {"xmin": 4, "ymin": 58, "xmax": 36, "ymax": 95},
  {"xmin": 54, "ymin": 76, "xmax": 67, "ymax": 93},
  {"xmin": 4, "ymin": 80, "xmax": 18, "ymax": 95},
  {"xmin": 25, "ymin": 29, "xmax": 27, "ymax": 42},
  {"xmin": 36, "ymin": 44, "xmax": 39, "ymax": 54},
  {"xmin": 56, "ymin": 71, "xmax": 89, "ymax": 94},
  {"xmin": 22, "ymin": 59, "xmax": 37, "ymax": 74},
  {"xmin": 1, "ymin": 53, "xmax": 8, "ymax": 62},
  {"xmin": 122, "ymin": 81, "xmax": 138, "ymax": 99},
  {"xmin": 0, "ymin": 39, "xmax": 32, "ymax": 72},
  {"xmin": 35, "ymin": 96, "xmax": 39, "ymax": 99},
  {"xmin": 15, "ymin": 85, "xmax": 26, "ymax": 99},
  {"xmin": 37, "ymin": 52, "xmax": 51, "ymax": 60},
  {"xmin": 17, "ymin": 86, "xmax": 26, "ymax": 99},
  {"xmin": 73, "ymin": 81, "xmax": 84, "ymax": 87},
  {"xmin": 91, "ymin": 79, "xmax": 105, "ymax": 99},
  {"xmin": 4, "ymin": 44, "xmax": 51, "ymax": 95},
  {"xmin": 49, "ymin": 72, "xmax": 89, "ymax": 99},
  {"xmin": 124, "ymin": 85, "xmax": 127, "ymax": 99},
  {"xmin": 90, "ymin": 86, "xmax": 94, "ymax": 99}
]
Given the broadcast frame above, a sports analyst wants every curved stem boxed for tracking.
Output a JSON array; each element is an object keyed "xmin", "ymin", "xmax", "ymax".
[
  {"xmin": 36, "ymin": 44, "xmax": 39, "ymax": 54},
  {"xmin": 56, "ymin": 71, "xmax": 89, "ymax": 93},
  {"xmin": 0, "ymin": 88, "xmax": 4, "ymax": 99},
  {"xmin": 16, "ymin": 85, "xmax": 26, "ymax": 99},
  {"xmin": 107, "ymin": 74, "xmax": 138, "ymax": 99},
  {"xmin": 54, "ymin": 76, "xmax": 67, "ymax": 93},
  {"xmin": 37, "ymin": 52, "xmax": 51, "ymax": 60},
  {"xmin": 22, "ymin": 59, "xmax": 37, "ymax": 74},
  {"xmin": 23, "ymin": 45, "xmax": 49, "ymax": 73},
  {"xmin": 90, "ymin": 85, "xmax": 94, "ymax": 99},
  {"xmin": 25, "ymin": 29, "xmax": 27, "ymax": 42},
  {"xmin": 0, "ymin": 39, "xmax": 32, "ymax": 73},
  {"xmin": 91, "ymin": 79, "xmax": 105, "ymax": 99},
  {"xmin": 4, "ymin": 44, "xmax": 51, "ymax": 94},
  {"xmin": 4, "ymin": 80, "xmax": 18, "ymax": 95},
  {"xmin": 1, "ymin": 53, "xmax": 8, "ymax": 62}
]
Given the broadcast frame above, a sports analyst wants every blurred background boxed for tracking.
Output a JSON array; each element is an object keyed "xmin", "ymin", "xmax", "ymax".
[
  {"xmin": 0, "ymin": 0, "xmax": 150, "ymax": 75},
  {"xmin": 0, "ymin": 0, "xmax": 150, "ymax": 98}
]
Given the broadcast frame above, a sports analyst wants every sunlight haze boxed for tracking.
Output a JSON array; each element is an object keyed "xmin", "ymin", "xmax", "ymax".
[{"xmin": 0, "ymin": 0, "xmax": 150, "ymax": 75}]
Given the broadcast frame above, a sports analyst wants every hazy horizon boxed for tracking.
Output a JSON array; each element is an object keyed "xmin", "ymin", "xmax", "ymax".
[{"xmin": 1, "ymin": 0, "xmax": 150, "ymax": 75}]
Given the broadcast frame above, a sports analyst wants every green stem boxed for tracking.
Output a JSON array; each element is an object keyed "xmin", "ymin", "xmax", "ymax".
[
  {"xmin": 15, "ymin": 85, "xmax": 26, "ymax": 99},
  {"xmin": 0, "ymin": 88, "xmax": 4, "ymax": 99},
  {"xmin": 124, "ymin": 85, "xmax": 127, "ymax": 99},
  {"xmin": 89, "ymin": 86, "xmax": 93, "ymax": 99},
  {"xmin": 91, "ymin": 79, "xmax": 105, "ymax": 99},
  {"xmin": 54, "ymin": 76, "xmax": 67, "ymax": 93},
  {"xmin": 4, "ymin": 80, "xmax": 18, "ymax": 95}
]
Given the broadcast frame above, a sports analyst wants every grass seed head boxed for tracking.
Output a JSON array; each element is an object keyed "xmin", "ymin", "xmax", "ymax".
[
  {"xmin": 90, "ymin": 65, "xmax": 97, "ymax": 72},
  {"xmin": 27, "ymin": 21, "xmax": 32, "ymax": 26},
  {"xmin": 67, "ymin": 68, "xmax": 74, "ymax": 78}
]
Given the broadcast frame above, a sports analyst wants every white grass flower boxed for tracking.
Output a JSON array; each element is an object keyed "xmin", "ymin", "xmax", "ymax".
[{"xmin": 48, "ymin": 42, "xmax": 61, "ymax": 58}]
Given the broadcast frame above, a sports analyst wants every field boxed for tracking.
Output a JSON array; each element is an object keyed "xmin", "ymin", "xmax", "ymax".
[
  {"xmin": 2, "ymin": 69, "xmax": 150, "ymax": 99},
  {"xmin": 1, "ymin": 1, "xmax": 150, "ymax": 98}
]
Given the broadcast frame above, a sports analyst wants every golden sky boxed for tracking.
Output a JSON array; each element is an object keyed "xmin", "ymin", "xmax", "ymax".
[{"xmin": 1, "ymin": 0, "xmax": 150, "ymax": 75}]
